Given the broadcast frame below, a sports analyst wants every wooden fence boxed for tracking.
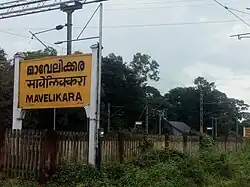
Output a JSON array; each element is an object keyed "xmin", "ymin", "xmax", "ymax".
[{"xmin": 0, "ymin": 129, "xmax": 245, "ymax": 180}]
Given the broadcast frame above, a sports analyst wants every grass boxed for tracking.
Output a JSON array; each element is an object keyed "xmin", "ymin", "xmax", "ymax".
[{"xmin": 1, "ymin": 137, "xmax": 250, "ymax": 187}]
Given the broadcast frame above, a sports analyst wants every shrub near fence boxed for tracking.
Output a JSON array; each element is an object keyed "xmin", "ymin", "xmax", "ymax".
[{"xmin": 0, "ymin": 128, "xmax": 244, "ymax": 180}]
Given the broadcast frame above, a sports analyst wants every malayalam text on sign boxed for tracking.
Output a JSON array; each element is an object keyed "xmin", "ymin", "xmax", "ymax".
[{"xmin": 19, "ymin": 54, "xmax": 92, "ymax": 109}]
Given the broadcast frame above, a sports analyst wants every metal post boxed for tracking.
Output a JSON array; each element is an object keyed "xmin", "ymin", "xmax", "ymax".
[
  {"xmin": 159, "ymin": 111, "xmax": 162, "ymax": 135},
  {"xmin": 145, "ymin": 105, "xmax": 148, "ymax": 135},
  {"xmin": 95, "ymin": 2, "xmax": 103, "ymax": 167},
  {"xmin": 97, "ymin": 3, "xmax": 103, "ymax": 129},
  {"xmin": 236, "ymin": 118, "xmax": 239, "ymax": 135},
  {"xmin": 215, "ymin": 118, "xmax": 218, "ymax": 138},
  {"xmin": 199, "ymin": 87, "xmax": 204, "ymax": 136},
  {"xmin": 108, "ymin": 103, "xmax": 111, "ymax": 132},
  {"xmin": 12, "ymin": 53, "xmax": 24, "ymax": 130},
  {"xmin": 53, "ymin": 108, "xmax": 56, "ymax": 130},
  {"xmin": 211, "ymin": 117, "xmax": 214, "ymax": 137},
  {"xmin": 88, "ymin": 44, "xmax": 98, "ymax": 166},
  {"xmin": 60, "ymin": 1, "xmax": 83, "ymax": 55},
  {"xmin": 66, "ymin": 10, "xmax": 73, "ymax": 55}
]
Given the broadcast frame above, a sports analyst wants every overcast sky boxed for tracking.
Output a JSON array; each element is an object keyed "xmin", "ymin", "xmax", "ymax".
[{"xmin": 1, "ymin": 0, "xmax": 250, "ymax": 103}]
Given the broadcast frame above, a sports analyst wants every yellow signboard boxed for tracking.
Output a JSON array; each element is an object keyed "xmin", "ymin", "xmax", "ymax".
[{"xmin": 19, "ymin": 54, "xmax": 92, "ymax": 109}]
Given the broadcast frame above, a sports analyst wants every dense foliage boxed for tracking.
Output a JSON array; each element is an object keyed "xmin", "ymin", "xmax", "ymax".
[
  {"xmin": 2, "ymin": 138, "xmax": 250, "ymax": 186},
  {"xmin": 0, "ymin": 47, "xmax": 250, "ymax": 134}
]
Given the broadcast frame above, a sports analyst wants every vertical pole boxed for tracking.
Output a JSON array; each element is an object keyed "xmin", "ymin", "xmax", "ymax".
[
  {"xmin": 66, "ymin": 10, "xmax": 73, "ymax": 55},
  {"xmin": 236, "ymin": 118, "xmax": 239, "ymax": 135},
  {"xmin": 88, "ymin": 45, "xmax": 98, "ymax": 166},
  {"xmin": 211, "ymin": 117, "xmax": 214, "ymax": 137},
  {"xmin": 53, "ymin": 109, "xmax": 56, "ymax": 130},
  {"xmin": 0, "ymin": 127, "xmax": 5, "ymax": 173},
  {"xmin": 95, "ymin": 3, "xmax": 103, "ymax": 167},
  {"xmin": 108, "ymin": 103, "xmax": 111, "ymax": 132},
  {"xmin": 97, "ymin": 3, "xmax": 103, "ymax": 129},
  {"xmin": 215, "ymin": 118, "xmax": 218, "ymax": 138},
  {"xmin": 118, "ymin": 131, "xmax": 124, "ymax": 164},
  {"xmin": 235, "ymin": 118, "xmax": 238, "ymax": 151},
  {"xmin": 159, "ymin": 111, "xmax": 162, "ymax": 135},
  {"xmin": 145, "ymin": 105, "xmax": 148, "ymax": 135},
  {"xmin": 199, "ymin": 87, "xmax": 204, "ymax": 136},
  {"xmin": 12, "ymin": 54, "xmax": 23, "ymax": 130}
]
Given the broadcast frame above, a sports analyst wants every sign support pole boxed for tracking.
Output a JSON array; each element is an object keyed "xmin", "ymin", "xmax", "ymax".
[
  {"xmin": 12, "ymin": 53, "xmax": 24, "ymax": 130},
  {"xmin": 97, "ymin": 3, "xmax": 103, "ymax": 131},
  {"xmin": 88, "ymin": 44, "xmax": 98, "ymax": 166}
]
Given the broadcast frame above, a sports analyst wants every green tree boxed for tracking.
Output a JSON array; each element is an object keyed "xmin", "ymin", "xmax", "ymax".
[
  {"xmin": 101, "ymin": 53, "xmax": 145, "ymax": 131},
  {"xmin": 130, "ymin": 53, "xmax": 160, "ymax": 83},
  {"xmin": 0, "ymin": 49, "xmax": 13, "ymax": 128},
  {"xmin": 165, "ymin": 77, "xmax": 250, "ymax": 135},
  {"xmin": 23, "ymin": 47, "xmax": 57, "ymax": 60}
]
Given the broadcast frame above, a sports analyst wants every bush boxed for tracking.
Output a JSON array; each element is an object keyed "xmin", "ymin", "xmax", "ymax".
[
  {"xmin": 52, "ymin": 164, "xmax": 106, "ymax": 187},
  {"xmin": 102, "ymin": 163, "xmax": 130, "ymax": 180},
  {"xmin": 131, "ymin": 148, "xmax": 188, "ymax": 168},
  {"xmin": 3, "ymin": 139, "xmax": 250, "ymax": 187}
]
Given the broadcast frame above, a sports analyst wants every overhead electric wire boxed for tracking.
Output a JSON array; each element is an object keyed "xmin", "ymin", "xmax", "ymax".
[
  {"xmin": 108, "ymin": 0, "xmax": 242, "ymax": 6},
  {"xmin": 109, "ymin": 0, "xmax": 206, "ymax": 6},
  {"xmin": 228, "ymin": 7, "xmax": 250, "ymax": 16},
  {"xmin": 105, "ymin": 4, "xmax": 217, "ymax": 11},
  {"xmin": 90, "ymin": 19, "xmax": 250, "ymax": 28},
  {"xmin": 105, "ymin": 4, "xmax": 250, "ymax": 13},
  {"xmin": 0, "ymin": 29, "xmax": 65, "ymax": 50},
  {"xmin": 77, "ymin": 4, "xmax": 100, "ymax": 39},
  {"xmin": 2, "ymin": 18, "xmax": 250, "ymax": 31},
  {"xmin": 212, "ymin": 0, "xmax": 250, "ymax": 27}
]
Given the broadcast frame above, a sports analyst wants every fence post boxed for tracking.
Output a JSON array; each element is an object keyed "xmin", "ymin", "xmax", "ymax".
[
  {"xmin": 165, "ymin": 134, "xmax": 169, "ymax": 149},
  {"xmin": 0, "ymin": 127, "xmax": 5, "ymax": 175},
  {"xmin": 118, "ymin": 132, "xmax": 124, "ymax": 164},
  {"xmin": 49, "ymin": 130, "xmax": 57, "ymax": 177},
  {"xmin": 39, "ymin": 131, "xmax": 46, "ymax": 183},
  {"xmin": 183, "ymin": 134, "xmax": 188, "ymax": 153},
  {"xmin": 39, "ymin": 130, "xmax": 58, "ymax": 183},
  {"xmin": 224, "ymin": 136, "xmax": 228, "ymax": 152}
]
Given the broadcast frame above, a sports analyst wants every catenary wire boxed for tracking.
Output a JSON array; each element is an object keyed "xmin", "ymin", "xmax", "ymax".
[
  {"xmin": 0, "ymin": 29, "xmax": 66, "ymax": 50},
  {"xmin": 1, "ymin": 19, "xmax": 250, "ymax": 31},
  {"xmin": 212, "ymin": 0, "xmax": 250, "ymax": 27},
  {"xmin": 77, "ymin": 4, "xmax": 100, "ymax": 39}
]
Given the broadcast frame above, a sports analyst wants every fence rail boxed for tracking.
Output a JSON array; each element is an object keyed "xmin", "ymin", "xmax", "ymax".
[{"xmin": 0, "ymin": 129, "xmax": 244, "ymax": 180}]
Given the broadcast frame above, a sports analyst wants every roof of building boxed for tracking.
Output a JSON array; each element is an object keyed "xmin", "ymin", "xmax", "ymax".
[{"xmin": 167, "ymin": 121, "xmax": 191, "ymax": 135}]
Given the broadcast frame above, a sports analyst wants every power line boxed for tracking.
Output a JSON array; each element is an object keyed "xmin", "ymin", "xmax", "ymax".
[
  {"xmin": 1, "ymin": 19, "xmax": 250, "ymax": 32},
  {"xmin": 77, "ymin": 4, "xmax": 100, "ymax": 39},
  {"xmin": 90, "ymin": 19, "xmax": 250, "ymax": 28},
  {"xmin": 0, "ymin": 29, "xmax": 30, "ymax": 38},
  {"xmin": 108, "ymin": 0, "xmax": 206, "ymax": 6},
  {"xmin": 107, "ymin": 0, "xmax": 240, "ymax": 6},
  {"xmin": 0, "ymin": 29, "xmax": 66, "ymax": 50},
  {"xmin": 229, "ymin": 7, "xmax": 250, "ymax": 16},
  {"xmin": 105, "ymin": 3, "xmax": 216, "ymax": 11},
  {"xmin": 212, "ymin": 0, "xmax": 250, "ymax": 27}
]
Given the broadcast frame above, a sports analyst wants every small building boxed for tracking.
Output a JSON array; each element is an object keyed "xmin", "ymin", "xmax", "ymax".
[{"xmin": 163, "ymin": 120, "xmax": 191, "ymax": 135}]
